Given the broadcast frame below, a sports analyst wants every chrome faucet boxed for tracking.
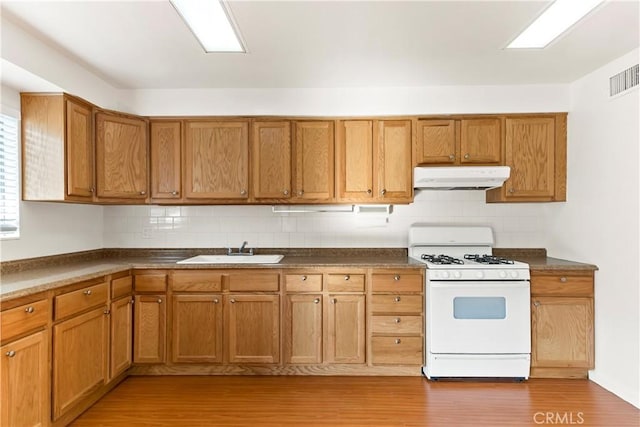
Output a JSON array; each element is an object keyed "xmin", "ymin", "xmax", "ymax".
[{"xmin": 227, "ymin": 241, "xmax": 254, "ymax": 256}]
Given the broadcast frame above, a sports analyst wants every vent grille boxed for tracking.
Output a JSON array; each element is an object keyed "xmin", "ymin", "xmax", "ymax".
[{"xmin": 610, "ymin": 64, "xmax": 639, "ymax": 97}]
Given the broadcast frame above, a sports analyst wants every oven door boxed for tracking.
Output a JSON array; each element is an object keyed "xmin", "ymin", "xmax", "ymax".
[{"xmin": 427, "ymin": 280, "xmax": 530, "ymax": 354}]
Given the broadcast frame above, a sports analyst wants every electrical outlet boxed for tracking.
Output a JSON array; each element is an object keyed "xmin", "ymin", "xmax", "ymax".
[{"xmin": 142, "ymin": 227, "xmax": 153, "ymax": 239}]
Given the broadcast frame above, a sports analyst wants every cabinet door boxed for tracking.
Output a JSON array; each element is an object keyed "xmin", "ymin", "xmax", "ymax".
[
  {"xmin": 252, "ymin": 121, "xmax": 291, "ymax": 200},
  {"xmin": 325, "ymin": 294, "xmax": 365, "ymax": 364},
  {"xmin": 1, "ymin": 331, "xmax": 48, "ymax": 427},
  {"xmin": 66, "ymin": 99, "xmax": 94, "ymax": 198},
  {"xmin": 284, "ymin": 294, "xmax": 323, "ymax": 364},
  {"xmin": 336, "ymin": 120, "xmax": 374, "ymax": 201},
  {"xmin": 172, "ymin": 294, "xmax": 223, "ymax": 363},
  {"xmin": 110, "ymin": 296, "xmax": 133, "ymax": 380},
  {"xmin": 504, "ymin": 117, "xmax": 555, "ymax": 199},
  {"xmin": 150, "ymin": 121, "xmax": 181, "ymax": 200},
  {"xmin": 416, "ymin": 120, "xmax": 456, "ymax": 164},
  {"xmin": 376, "ymin": 120, "xmax": 413, "ymax": 202},
  {"xmin": 184, "ymin": 121, "xmax": 249, "ymax": 199},
  {"xmin": 226, "ymin": 294, "xmax": 280, "ymax": 364},
  {"xmin": 531, "ymin": 297, "xmax": 594, "ymax": 369},
  {"xmin": 53, "ymin": 307, "xmax": 108, "ymax": 420},
  {"xmin": 95, "ymin": 112, "xmax": 148, "ymax": 199},
  {"xmin": 292, "ymin": 121, "xmax": 335, "ymax": 201},
  {"xmin": 133, "ymin": 295, "xmax": 166, "ymax": 364},
  {"xmin": 460, "ymin": 118, "xmax": 501, "ymax": 164}
]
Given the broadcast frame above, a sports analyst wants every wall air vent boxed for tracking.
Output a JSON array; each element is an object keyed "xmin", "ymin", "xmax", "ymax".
[{"xmin": 609, "ymin": 64, "xmax": 639, "ymax": 97}]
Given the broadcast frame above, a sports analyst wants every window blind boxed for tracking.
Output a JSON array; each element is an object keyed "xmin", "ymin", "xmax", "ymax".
[{"xmin": 0, "ymin": 114, "xmax": 20, "ymax": 239}]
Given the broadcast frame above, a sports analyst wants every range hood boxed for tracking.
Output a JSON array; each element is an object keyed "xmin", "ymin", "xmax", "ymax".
[{"xmin": 413, "ymin": 166, "xmax": 510, "ymax": 190}]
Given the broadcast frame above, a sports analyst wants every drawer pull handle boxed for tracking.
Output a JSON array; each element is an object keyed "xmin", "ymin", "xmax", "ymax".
[
  {"xmin": 230, "ymin": 299, "xmax": 236, "ymax": 304},
  {"xmin": 344, "ymin": 275, "xmax": 350, "ymax": 281},
  {"xmin": 394, "ymin": 275, "xmax": 400, "ymax": 281},
  {"xmin": 6, "ymin": 350, "xmax": 16, "ymax": 358},
  {"xmin": 24, "ymin": 306, "xmax": 35, "ymax": 314},
  {"xmin": 301, "ymin": 275, "xmax": 307, "ymax": 281},
  {"xmin": 157, "ymin": 299, "xmax": 163, "ymax": 304},
  {"xmin": 213, "ymin": 298, "xmax": 219, "ymax": 304},
  {"xmin": 560, "ymin": 277, "xmax": 567, "ymax": 283},
  {"xmin": 394, "ymin": 296, "xmax": 401, "ymax": 302},
  {"xmin": 314, "ymin": 298, "xmax": 320, "ymax": 304},
  {"xmin": 395, "ymin": 318, "xmax": 401, "ymax": 323},
  {"xmin": 395, "ymin": 339, "xmax": 402, "ymax": 344},
  {"xmin": 83, "ymin": 290, "xmax": 92, "ymax": 296}
]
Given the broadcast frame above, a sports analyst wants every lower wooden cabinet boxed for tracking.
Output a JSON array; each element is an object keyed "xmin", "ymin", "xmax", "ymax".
[
  {"xmin": 326, "ymin": 294, "xmax": 366, "ymax": 364},
  {"xmin": 283, "ymin": 294, "xmax": 323, "ymax": 364},
  {"xmin": 53, "ymin": 307, "xmax": 109, "ymax": 419},
  {"xmin": 133, "ymin": 295, "xmax": 166, "ymax": 364},
  {"xmin": 0, "ymin": 330, "xmax": 49, "ymax": 427},
  {"xmin": 110, "ymin": 296, "xmax": 133, "ymax": 379},
  {"xmin": 172, "ymin": 294, "xmax": 223, "ymax": 363}
]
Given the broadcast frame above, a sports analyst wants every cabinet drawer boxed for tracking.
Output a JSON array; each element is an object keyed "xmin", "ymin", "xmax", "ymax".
[
  {"xmin": 1, "ymin": 299, "xmax": 49, "ymax": 341},
  {"xmin": 371, "ymin": 336, "xmax": 422, "ymax": 365},
  {"xmin": 135, "ymin": 274, "xmax": 168, "ymax": 293},
  {"xmin": 228, "ymin": 272, "xmax": 279, "ymax": 292},
  {"xmin": 372, "ymin": 274, "xmax": 423, "ymax": 292},
  {"xmin": 371, "ymin": 315, "xmax": 422, "ymax": 335},
  {"xmin": 371, "ymin": 295, "xmax": 422, "ymax": 314},
  {"xmin": 172, "ymin": 271, "xmax": 223, "ymax": 292},
  {"xmin": 55, "ymin": 282, "xmax": 108, "ymax": 320},
  {"xmin": 531, "ymin": 274, "xmax": 593, "ymax": 297},
  {"xmin": 285, "ymin": 274, "xmax": 322, "ymax": 292},
  {"xmin": 327, "ymin": 274, "xmax": 365, "ymax": 292},
  {"xmin": 111, "ymin": 275, "xmax": 132, "ymax": 299}
]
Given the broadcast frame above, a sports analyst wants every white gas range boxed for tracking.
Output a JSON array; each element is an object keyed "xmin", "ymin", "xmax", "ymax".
[{"xmin": 409, "ymin": 225, "xmax": 531, "ymax": 380}]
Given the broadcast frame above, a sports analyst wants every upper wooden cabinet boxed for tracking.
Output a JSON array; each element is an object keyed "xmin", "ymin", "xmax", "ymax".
[
  {"xmin": 95, "ymin": 111, "xmax": 149, "ymax": 201},
  {"xmin": 416, "ymin": 118, "xmax": 501, "ymax": 165},
  {"xmin": 292, "ymin": 121, "xmax": 335, "ymax": 202},
  {"xmin": 252, "ymin": 120, "xmax": 292, "ymax": 201},
  {"xmin": 184, "ymin": 120, "xmax": 249, "ymax": 200},
  {"xmin": 21, "ymin": 93, "xmax": 95, "ymax": 202},
  {"xmin": 336, "ymin": 119, "xmax": 412, "ymax": 203},
  {"xmin": 150, "ymin": 120, "xmax": 181, "ymax": 201},
  {"xmin": 487, "ymin": 114, "xmax": 566, "ymax": 203}
]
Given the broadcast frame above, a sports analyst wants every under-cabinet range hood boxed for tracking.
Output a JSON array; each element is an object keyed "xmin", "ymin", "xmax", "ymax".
[{"xmin": 413, "ymin": 166, "xmax": 510, "ymax": 191}]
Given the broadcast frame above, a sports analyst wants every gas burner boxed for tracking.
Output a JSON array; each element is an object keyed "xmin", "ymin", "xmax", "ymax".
[
  {"xmin": 421, "ymin": 254, "xmax": 464, "ymax": 265},
  {"xmin": 464, "ymin": 254, "xmax": 515, "ymax": 265}
]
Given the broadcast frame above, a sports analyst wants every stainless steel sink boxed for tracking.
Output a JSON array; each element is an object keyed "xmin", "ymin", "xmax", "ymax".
[{"xmin": 176, "ymin": 254, "xmax": 284, "ymax": 264}]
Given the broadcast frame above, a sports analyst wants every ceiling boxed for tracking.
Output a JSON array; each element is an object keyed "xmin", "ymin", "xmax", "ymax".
[{"xmin": 1, "ymin": 1, "xmax": 639, "ymax": 89}]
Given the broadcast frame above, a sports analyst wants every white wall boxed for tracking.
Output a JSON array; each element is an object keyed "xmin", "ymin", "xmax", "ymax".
[{"xmin": 544, "ymin": 49, "xmax": 640, "ymax": 407}]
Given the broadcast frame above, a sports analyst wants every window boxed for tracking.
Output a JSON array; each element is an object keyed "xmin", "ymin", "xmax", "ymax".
[{"xmin": 0, "ymin": 113, "xmax": 19, "ymax": 239}]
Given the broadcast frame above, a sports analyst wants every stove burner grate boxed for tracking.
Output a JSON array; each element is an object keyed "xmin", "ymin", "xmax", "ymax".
[
  {"xmin": 421, "ymin": 254, "xmax": 464, "ymax": 265},
  {"xmin": 464, "ymin": 254, "xmax": 515, "ymax": 265}
]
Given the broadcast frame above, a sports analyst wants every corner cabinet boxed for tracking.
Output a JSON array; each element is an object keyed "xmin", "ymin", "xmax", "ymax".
[
  {"xmin": 487, "ymin": 114, "xmax": 566, "ymax": 203},
  {"xmin": 95, "ymin": 111, "xmax": 149, "ymax": 201},
  {"xmin": 21, "ymin": 93, "xmax": 95, "ymax": 202}
]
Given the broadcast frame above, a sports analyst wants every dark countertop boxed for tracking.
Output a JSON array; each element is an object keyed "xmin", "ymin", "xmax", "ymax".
[{"xmin": 0, "ymin": 249, "xmax": 597, "ymax": 301}]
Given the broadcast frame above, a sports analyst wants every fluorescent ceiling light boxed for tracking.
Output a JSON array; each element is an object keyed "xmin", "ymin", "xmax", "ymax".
[
  {"xmin": 171, "ymin": 0, "xmax": 245, "ymax": 53},
  {"xmin": 507, "ymin": 0, "xmax": 604, "ymax": 49}
]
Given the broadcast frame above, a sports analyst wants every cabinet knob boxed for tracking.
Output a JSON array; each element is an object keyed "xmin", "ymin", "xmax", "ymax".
[
  {"xmin": 130, "ymin": 299, "xmax": 134, "ymax": 305},
  {"xmin": 297, "ymin": 190, "xmax": 304, "ymax": 196},
  {"xmin": 344, "ymin": 275, "xmax": 350, "ymax": 281},
  {"xmin": 395, "ymin": 318, "xmax": 401, "ymax": 323},
  {"xmin": 331, "ymin": 298, "xmax": 337, "ymax": 304},
  {"xmin": 5, "ymin": 350, "xmax": 16, "ymax": 358},
  {"xmin": 283, "ymin": 190, "xmax": 289, "ymax": 196},
  {"xmin": 139, "ymin": 190, "xmax": 146, "ymax": 195},
  {"xmin": 560, "ymin": 277, "xmax": 567, "ymax": 283},
  {"xmin": 394, "ymin": 296, "xmax": 401, "ymax": 302},
  {"xmin": 314, "ymin": 298, "xmax": 320, "ymax": 304},
  {"xmin": 171, "ymin": 191, "xmax": 179, "ymax": 196},
  {"xmin": 24, "ymin": 306, "xmax": 35, "ymax": 314},
  {"xmin": 83, "ymin": 290, "xmax": 92, "ymax": 296},
  {"xmin": 508, "ymin": 188, "xmax": 515, "ymax": 194},
  {"xmin": 104, "ymin": 309, "xmax": 111, "ymax": 315},
  {"xmin": 90, "ymin": 187, "xmax": 95, "ymax": 193},
  {"xmin": 380, "ymin": 189, "xmax": 387, "ymax": 195},
  {"xmin": 240, "ymin": 189, "xmax": 247, "ymax": 196},
  {"xmin": 533, "ymin": 301, "xmax": 540, "ymax": 307},
  {"xmin": 213, "ymin": 298, "xmax": 219, "ymax": 304},
  {"xmin": 157, "ymin": 299, "xmax": 162, "ymax": 304},
  {"xmin": 395, "ymin": 339, "xmax": 402, "ymax": 344},
  {"xmin": 230, "ymin": 298, "xmax": 236, "ymax": 304},
  {"xmin": 367, "ymin": 189, "xmax": 372, "ymax": 194},
  {"xmin": 394, "ymin": 275, "xmax": 400, "ymax": 281},
  {"xmin": 464, "ymin": 153, "xmax": 470, "ymax": 159},
  {"xmin": 449, "ymin": 154, "xmax": 455, "ymax": 160},
  {"xmin": 301, "ymin": 275, "xmax": 307, "ymax": 281}
]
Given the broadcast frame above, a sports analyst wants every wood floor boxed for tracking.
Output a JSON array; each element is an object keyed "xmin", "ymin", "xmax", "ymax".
[{"xmin": 71, "ymin": 376, "xmax": 639, "ymax": 427}]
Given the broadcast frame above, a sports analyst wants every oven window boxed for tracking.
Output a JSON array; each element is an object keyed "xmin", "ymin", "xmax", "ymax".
[{"xmin": 453, "ymin": 297, "xmax": 506, "ymax": 319}]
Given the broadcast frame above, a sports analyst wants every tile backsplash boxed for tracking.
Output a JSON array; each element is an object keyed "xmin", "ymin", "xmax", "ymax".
[{"xmin": 103, "ymin": 191, "xmax": 551, "ymax": 249}]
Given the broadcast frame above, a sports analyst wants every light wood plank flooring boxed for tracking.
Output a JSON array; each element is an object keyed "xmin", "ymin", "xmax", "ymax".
[{"xmin": 71, "ymin": 376, "xmax": 639, "ymax": 426}]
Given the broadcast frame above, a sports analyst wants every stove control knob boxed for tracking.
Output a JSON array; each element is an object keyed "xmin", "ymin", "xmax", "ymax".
[
  {"xmin": 441, "ymin": 271, "xmax": 450, "ymax": 279},
  {"xmin": 499, "ymin": 271, "xmax": 507, "ymax": 279},
  {"xmin": 475, "ymin": 271, "xmax": 484, "ymax": 279},
  {"xmin": 510, "ymin": 271, "xmax": 519, "ymax": 278},
  {"xmin": 453, "ymin": 271, "xmax": 462, "ymax": 279}
]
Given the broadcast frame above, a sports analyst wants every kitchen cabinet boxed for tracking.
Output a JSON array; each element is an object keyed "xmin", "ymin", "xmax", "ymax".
[
  {"xmin": 375, "ymin": 120, "xmax": 413, "ymax": 202},
  {"xmin": 184, "ymin": 120, "xmax": 249, "ymax": 200},
  {"xmin": 172, "ymin": 294, "xmax": 223, "ymax": 363},
  {"xmin": 109, "ymin": 296, "xmax": 133, "ymax": 379},
  {"xmin": 336, "ymin": 120, "xmax": 374, "ymax": 201},
  {"xmin": 95, "ymin": 111, "xmax": 149, "ymax": 201},
  {"xmin": 284, "ymin": 293, "xmax": 323, "ymax": 364},
  {"xmin": 530, "ymin": 271, "xmax": 594, "ymax": 378},
  {"xmin": 1, "ymin": 297, "xmax": 50, "ymax": 427},
  {"xmin": 21, "ymin": 93, "xmax": 95, "ymax": 202},
  {"xmin": 150, "ymin": 120, "xmax": 182, "ymax": 201},
  {"xmin": 252, "ymin": 120, "xmax": 292, "ymax": 201},
  {"xmin": 487, "ymin": 114, "xmax": 566, "ymax": 202},
  {"xmin": 370, "ymin": 271, "xmax": 424, "ymax": 365},
  {"xmin": 133, "ymin": 295, "xmax": 166, "ymax": 364},
  {"xmin": 326, "ymin": 294, "xmax": 366, "ymax": 364},
  {"xmin": 416, "ymin": 118, "xmax": 501, "ymax": 165},
  {"xmin": 292, "ymin": 121, "xmax": 335, "ymax": 202}
]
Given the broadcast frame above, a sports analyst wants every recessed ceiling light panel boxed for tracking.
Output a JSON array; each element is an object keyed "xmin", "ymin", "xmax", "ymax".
[
  {"xmin": 507, "ymin": 0, "xmax": 604, "ymax": 49},
  {"xmin": 171, "ymin": 0, "xmax": 245, "ymax": 53}
]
